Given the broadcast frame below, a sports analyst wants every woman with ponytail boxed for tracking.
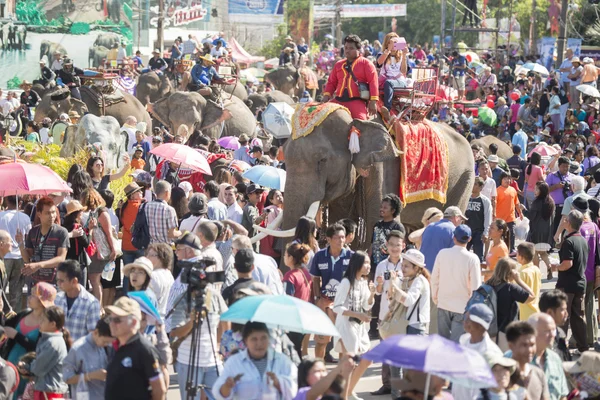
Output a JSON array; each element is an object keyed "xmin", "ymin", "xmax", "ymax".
[
  {"xmin": 486, "ymin": 219, "xmax": 510, "ymax": 272},
  {"xmin": 283, "ymin": 243, "xmax": 313, "ymax": 358},
  {"xmin": 26, "ymin": 305, "xmax": 71, "ymax": 399}
]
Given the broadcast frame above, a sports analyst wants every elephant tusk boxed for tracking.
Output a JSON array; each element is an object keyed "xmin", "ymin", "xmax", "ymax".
[
  {"xmin": 252, "ymin": 201, "xmax": 320, "ymax": 239},
  {"xmin": 250, "ymin": 211, "xmax": 284, "ymax": 244}
]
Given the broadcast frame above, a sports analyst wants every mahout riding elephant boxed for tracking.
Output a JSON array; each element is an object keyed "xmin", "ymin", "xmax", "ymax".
[
  {"xmin": 40, "ymin": 40, "xmax": 67, "ymax": 63},
  {"xmin": 60, "ymin": 114, "xmax": 127, "ymax": 171},
  {"xmin": 254, "ymin": 110, "xmax": 475, "ymax": 245},
  {"xmin": 136, "ymin": 71, "xmax": 173, "ymax": 105},
  {"xmin": 244, "ymin": 90, "xmax": 294, "ymax": 116},
  {"xmin": 471, "ymin": 135, "xmax": 512, "ymax": 159},
  {"xmin": 264, "ymin": 64, "xmax": 305, "ymax": 98},
  {"xmin": 147, "ymin": 91, "xmax": 256, "ymax": 142},
  {"xmin": 34, "ymin": 89, "xmax": 152, "ymax": 135},
  {"xmin": 93, "ymin": 32, "xmax": 120, "ymax": 49},
  {"xmin": 89, "ymin": 45, "xmax": 110, "ymax": 68}
]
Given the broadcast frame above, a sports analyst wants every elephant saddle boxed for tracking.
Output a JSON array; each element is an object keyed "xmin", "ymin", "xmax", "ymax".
[
  {"xmin": 299, "ymin": 67, "xmax": 318, "ymax": 90},
  {"xmin": 80, "ymin": 86, "xmax": 126, "ymax": 115},
  {"xmin": 291, "ymin": 102, "xmax": 350, "ymax": 140},
  {"xmin": 393, "ymin": 119, "xmax": 449, "ymax": 205}
]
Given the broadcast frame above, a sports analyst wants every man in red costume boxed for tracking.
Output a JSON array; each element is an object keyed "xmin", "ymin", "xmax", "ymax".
[{"xmin": 322, "ymin": 34, "xmax": 379, "ymax": 120}]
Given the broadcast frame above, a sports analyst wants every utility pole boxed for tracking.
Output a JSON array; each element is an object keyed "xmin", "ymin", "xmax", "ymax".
[
  {"xmin": 556, "ymin": 0, "xmax": 569, "ymax": 66},
  {"xmin": 157, "ymin": 0, "xmax": 164, "ymax": 52},
  {"xmin": 335, "ymin": 0, "xmax": 342, "ymax": 49},
  {"xmin": 441, "ymin": 0, "xmax": 446, "ymax": 50},
  {"xmin": 528, "ymin": 0, "xmax": 537, "ymax": 55}
]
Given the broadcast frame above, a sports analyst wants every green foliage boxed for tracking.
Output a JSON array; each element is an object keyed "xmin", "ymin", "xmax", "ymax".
[
  {"xmin": 70, "ymin": 22, "xmax": 91, "ymax": 34},
  {"xmin": 7, "ymin": 76, "xmax": 21, "ymax": 90},
  {"xmin": 259, "ymin": 24, "xmax": 289, "ymax": 59},
  {"xmin": 573, "ymin": 3, "xmax": 600, "ymax": 46},
  {"xmin": 16, "ymin": 0, "xmax": 47, "ymax": 25}
]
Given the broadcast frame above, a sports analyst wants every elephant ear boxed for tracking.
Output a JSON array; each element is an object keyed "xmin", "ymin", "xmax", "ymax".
[{"xmin": 350, "ymin": 120, "xmax": 400, "ymax": 170}]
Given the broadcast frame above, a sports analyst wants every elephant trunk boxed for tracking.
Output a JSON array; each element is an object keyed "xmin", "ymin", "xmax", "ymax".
[{"xmin": 253, "ymin": 201, "xmax": 320, "ymax": 239}]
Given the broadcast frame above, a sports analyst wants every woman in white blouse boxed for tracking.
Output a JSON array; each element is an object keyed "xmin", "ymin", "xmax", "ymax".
[{"xmin": 332, "ymin": 251, "xmax": 376, "ymax": 400}]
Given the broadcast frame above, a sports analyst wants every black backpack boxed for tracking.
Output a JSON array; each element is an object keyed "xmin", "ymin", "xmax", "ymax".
[{"xmin": 131, "ymin": 202, "xmax": 150, "ymax": 250}]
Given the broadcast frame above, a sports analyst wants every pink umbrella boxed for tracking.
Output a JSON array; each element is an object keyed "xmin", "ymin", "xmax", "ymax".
[
  {"xmin": 0, "ymin": 162, "xmax": 71, "ymax": 196},
  {"xmin": 528, "ymin": 143, "xmax": 559, "ymax": 158},
  {"xmin": 150, "ymin": 143, "xmax": 212, "ymax": 175},
  {"xmin": 227, "ymin": 159, "xmax": 252, "ymax": 173},
  {"xmin": 218, "ymin": 136, "xmax": 241, "ymax": 150}
]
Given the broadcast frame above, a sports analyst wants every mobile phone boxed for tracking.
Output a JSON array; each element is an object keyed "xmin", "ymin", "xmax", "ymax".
[{"xmin": 393, "ymin": 38, "xmax": 407, "ymax": 51}]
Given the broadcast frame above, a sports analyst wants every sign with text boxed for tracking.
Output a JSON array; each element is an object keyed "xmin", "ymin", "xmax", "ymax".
[
  {"xmin": 228, "ymin": 0, "xmax": 284, "ymax": 15},
  {"xmin": 314, "ymin": 4, "xmax": 406, "ymax": 19},
  {"xmin": 150, "ymin": 1, "xmax": 208, "ymax": 27}
]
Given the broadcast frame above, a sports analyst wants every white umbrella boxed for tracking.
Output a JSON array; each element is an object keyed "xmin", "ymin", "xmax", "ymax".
[
  {"xmin": 577, "ymin": 84, "xmax": 600, "ymax": 98},
  {"xmin": 262, "ymin": 102, "xmax": 295, "ymax": 139},
  {"xmin": 516, "ymin": 62, "xmax": 549, "ymax": 76}
]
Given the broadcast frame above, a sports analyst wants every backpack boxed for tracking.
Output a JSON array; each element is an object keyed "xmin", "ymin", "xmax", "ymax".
[
  {"xmin": 465, "ymin": 283, "xmax": 506, "ymax": 337},
  {"xmin": 131, "ymin": 202, "xmax": 150, "ymax": 250}
]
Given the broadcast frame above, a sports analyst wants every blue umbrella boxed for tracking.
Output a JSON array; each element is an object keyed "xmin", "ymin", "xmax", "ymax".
[
  {"xmin": 127, "ymin": 291, "xmax": 162, "ymax": 324},
  {"xmin": 220, "ymin": 294, "xmax": 339, "ymax": 336},
  {"xmin": 242, "ymin": 165, "xmax": 286, "ymax": 190},
  {"xmin": 363, "ymin": 334, "xmax": 496, "ymax": 390}
]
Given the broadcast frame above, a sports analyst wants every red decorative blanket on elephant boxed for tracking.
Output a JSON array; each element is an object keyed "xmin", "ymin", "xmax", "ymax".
[{"xmin": 394, "ymin": 120, "xmax": 449, "ymax": 205}]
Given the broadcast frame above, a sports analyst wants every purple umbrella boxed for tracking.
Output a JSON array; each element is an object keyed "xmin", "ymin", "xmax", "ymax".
[
  {"xmin": 218, "ymin": 136, "xmax": 241, "ymax": 150},
  {"xmin": 363, "ymin": 334, "xmax": 496, "ymax": 391}
]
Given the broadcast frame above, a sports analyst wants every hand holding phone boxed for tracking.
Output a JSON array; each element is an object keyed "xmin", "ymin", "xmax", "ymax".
[{"xmin": 393, "ymin": 37, "xmax": 407, "ymax": 51}]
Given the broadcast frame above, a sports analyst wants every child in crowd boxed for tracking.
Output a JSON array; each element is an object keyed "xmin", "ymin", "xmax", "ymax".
[
  {"xmin": 516, "ymin": 243, "xmax": 541, "ymax": 321},
  {"xmin": 131, "ymin": 146, "xmax": 146, "ymax": 170}
]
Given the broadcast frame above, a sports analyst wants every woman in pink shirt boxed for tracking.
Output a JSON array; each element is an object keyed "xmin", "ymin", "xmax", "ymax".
[{"xmin": 524, "ymin": 152, "xmax": 545, "ymax": 207}]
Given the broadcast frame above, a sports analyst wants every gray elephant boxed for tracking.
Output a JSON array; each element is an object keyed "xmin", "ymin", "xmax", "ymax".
[
  {"xmin": 264, "ymin": 64, "xmax": 305, "ymax": 98},
  {"xmin": 93, "ymin": 32, "xmax": 120, "ymax": 49},
  {"xmin": 40, "ymin": 41, "xmax": 67, "ymax": 63},
  {"xmin": 254, "ymin": 111, "xmax": 474, "ymax": 245},
  {"xmin": 147, "ymin": 91, "xmax": 257, "ymax": 142},
  {"xmin": 89, "ymin": 45, "xmax": 109, "ymax": 68},
  {"xmin": 471, "ymin": 135, "xmax": 512, "ymax": 159},
  {"xmin": 60, "ymin": 114, "xmax": 127, "ymax": 171},
  {"xmin": 136, "ymin": 72, "xmax": 173, "ymax": 105},
  {"xmin": 15, "ymin": 25, "xmax": 26, "ymax": 50},
  {"xmin": 220, "ymin": 81, "xmax": 249, "ymax": 102},
  {"xmin": 107, "ymin": 0, "xmax": 122, "ymax": 23},
  {"xmin": 0, "ymin": 21, "xmax": 11, "ymax": 49},
  {"xmin": 245, "ymin": 90, "xmax": 294, "ymax": 116},
  {"xmin": 34, "ymin": 89, "xmax": 152, "ymax": 135}
]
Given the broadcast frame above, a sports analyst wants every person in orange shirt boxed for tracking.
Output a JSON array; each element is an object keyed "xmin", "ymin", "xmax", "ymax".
[
  {"xmin": 486, "ymin": 219, "xmax": 509, "ymax": 274},
  {"xmin": 496, "ymin": 171, "xmax": 523, "ymax": 253},
  {"xmin": 322, "ymin": 34, "xmax": 379, "ymax": 120},
  {"xmin": 130, "ymin": 146, "xmax": 146, "ymax": 170}
]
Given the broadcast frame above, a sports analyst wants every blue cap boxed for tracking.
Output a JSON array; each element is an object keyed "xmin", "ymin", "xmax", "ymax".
[
  {"xmin": 454, "ymin": 224, "xmax": 471, "ymax": 243},
  {"xmin": 468, "ymin": 303, "xmax": 494, "ymax": 330}
]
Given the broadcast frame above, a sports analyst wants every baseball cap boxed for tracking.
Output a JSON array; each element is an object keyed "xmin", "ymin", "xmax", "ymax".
[
  {"xmin": 564, "ymin": 351, "xmax": 600, "ymax": 374},
  {"xmin": 175, "ymin": 232, "xmax": 202, "ymax": 250},
  {"xmin": 454, "ymin": 224, "xmax": 472, "ymax": 243},
  {"xmin": 234, "ymin": 249, "xmax": 255, "ymax": 270},
  {"xmin": 403, "ymin": 249, "xmax": 426, "ymax": 268},
  {"xmin": 487, "ymin": 154, "xmax": 499, "ymax": 163},
  {"xmin": 444, "ymin": 206, "xmax": 468, "ymax": 220},
  {"xmin": 130, "ymin": 169, "xmax": 152, "ymax": 186},
  {"xmin": 467, "ymin": 303, "xmax": 494, "ymax": 330},
  {"xmin": 134, "ymin": 146, "xmax": 144, "ymax": 153},
  {"xmin": 152, "ymin": 135, "xmax": 163, "ymax": 143},
  {"xmin": 106, "ymin": 296, "xmax": 142, "ymax": 321},
  {"xmin": 485, "ymin": 353, "xmax": 517, "ymax": 374},
  {"xmin": 178, "ymin": 181, "xmax": 193, "ymax": 196},
  {"xmin": 246, "ymin": 184, "xmax": 263, "ymax": 195}
]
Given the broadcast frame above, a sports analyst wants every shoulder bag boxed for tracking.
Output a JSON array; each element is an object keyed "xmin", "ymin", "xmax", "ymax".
[
  {"xmin": 93, "ymin": 210, "xmax": 122, "ymax": 260},
  {"xmin": 345, "ymin": 60, "xmax": 371, "ymax": 101}
]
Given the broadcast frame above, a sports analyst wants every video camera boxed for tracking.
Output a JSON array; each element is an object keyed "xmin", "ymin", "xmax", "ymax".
[{"xmin": 178, "ymin": 258, "xmax": 225, "ymax": 293}]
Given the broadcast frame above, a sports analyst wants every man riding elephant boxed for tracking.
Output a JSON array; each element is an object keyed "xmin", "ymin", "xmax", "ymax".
[
  {"xmin": 33, "ymin": 60, "xmax": 56, "ymax": 89},
  {"xmin": 188, "ymin": 54, "xmax": 222, "ymax": 92},
  {"xmin": 143, "ymin": 49, "xmax": 168, "ymax": 75},
  {"xmin": 321, "ymin": 34, "xmax": 379, "ymax": 120},
  {"xmin": 57, "ymin": 58, "xmax": 84, "ymax": 100}
]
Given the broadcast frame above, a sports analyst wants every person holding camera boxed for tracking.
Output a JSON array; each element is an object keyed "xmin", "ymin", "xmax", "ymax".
[
  {"xmin": 332, "ymin": 251, "xmax": 376, "ymax": 400},
  {"xmin": 546, "ymin": 156, "xmax": 575, "ymax": 242},
  {"xmin": 554, "ymin": 175, "xmax": 591, "ymax": 244}
]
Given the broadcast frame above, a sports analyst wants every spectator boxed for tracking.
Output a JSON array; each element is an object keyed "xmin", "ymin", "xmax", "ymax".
[
  {"xmin": 551, "ymin": 209, "xmax": 589, "ymax": 353},
  {"xmin": 478, "ymin": 161, "xmax": 498, "ymax": 218},
  {"xmin": 310, "ymin": 223, "xmax": 353, "ymax": 359},
  {"xmin": 0, "ymin": 195, "xmax": 31, "ymax": 311},
  {"xmin": 105, "ymin": 297, "xmax": 165, "ymax": 400},
  {"xmin": 145, "ymin": 243, "xmax": 174, "ymax": 319},
  {"xmin": 487, "ymin": 219, "xmax": 510, "ymax": 272},
  {"xmin": 512, "ymin": 122, "xmax": 529, "ymax": 159},
  {"xmin": 205, "ymin": 181, "xmax": 228, "ymax": 221},
  {"xmin": 431, "ymin": 224, "xmax": 482, "ymax": 342},
  {"xmin": 146, "ymin": 180, "xmax": 182, "ymax": 244},
  {"xmin": 197, "ymin": 221, "xmax": 224, "ymax": 272},
  {"xmin": 527, "ymin": 182, "xmax": 555, "ymax": 280},
  {"xmin": 85, "ymin": 155, "xmax": 130, "ymax": 192},
  {"xmin": 0, "ymin": 230, "xmax": 13, "ymax": 315},
  {"xmin": 123, "ymin": 257, "xmax": 157, "ymax": 314},
  {"xmin": 507, "ymin": 145, "xmax": 528, "ymax": 195},
  {"xmin": 63, "ymin": 318, "xmax": 114, "ymax": 400},
  {"xmin": 213, "ymin": 322, "xmax": 297, "ymax": 400},
  {"xmin": 222, "ymin": 249, "xmax": 256, "ymax": 305},
  {"xmin": 224, "ymin": 186, "xmax": 243, "ymax": 224},
  {"xmin": 241, "ymin": 184, "xmax": 268, "ymax": 250},
  {"xmin": 407, "ymin": 207, "xmax": 444, "ymax": 250},
  {"xmin": 476, "ymin": 354, "xmax": 527, "ymax": 399},
  {"xmin": 169, "ymin": 187, "xmax": 189, "ymax": 225},
  {"xmin": 524, "ymin": 152, "xmax": 546, "ymax": 207},
  {"xmin": 62, "ymin": 201, "xmax": 90, "ymax": 282},
  {"xmin": 54, "ymin": 260, "xmax": 101, "ymax": 342},
  {"xmin": 546, "ymin": 156, "xmax": 574, "ymax": 240},
  {"xmin": 527, "ymin": 313, "xmax": 569, "ymax": 400},
  {"xmin": 486, "ymin": 258, "xmax": 535, "ymax": 351},
  {"xmin": 452, "ymin": 303, "xmax": 503, "ymax": 399},
  {"xmin": 517, "ymin": 243, "xmax": 541, "ymax": 321},
  {"xmin": 233, "ymin": 134, "xmax": 254, "ymax": 164},
  {"xmin": 370, "ymin": 194, "xmax": 405, "ymax": 266},
  {"xmin": 506, "ymin": 321, "xmax": 551, "ymax": 399},
  {"xmin": 295, "ymin": 355, "xmax": 354, "ymax": 400},
  {"xmin": 119, "ymin": 182, "xmax": 146, "ymax": 265},
  {"xmin": 231, "ymin": 235, "xmax": 282, "ymax": 295},
  {"xmin": 421, "ymin": 206, "xmax": 468, "ymax": 271},
  {"xmin": 27, "ymin": 305, "xmax": 71, "ymax": 399},
  {"xmin": 180, "ymin": 193, "xmax": 208, "ymax": 233},
  {"xmin": 539, "ymin": 290, "xmax": 571, "ymax": 361},
  {"xmin": 497, "ymin": 171, "xmax": 522, "ymax": 253},
  {"xmin": 554, "ymin": 176, "xmax": 590, "ymax": 242},
  {"xmin": 488, "ymin": 155, "xmax": 505, "ymax": 187},
  {"xmin": 466, "ymin": 177, "xmax": 493, "ymax": 262}
]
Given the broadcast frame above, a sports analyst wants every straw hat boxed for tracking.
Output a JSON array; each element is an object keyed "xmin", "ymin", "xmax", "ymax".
[
  {"xmin": 123, "ymin": 257, "xmax": 154, "ymax": 277},
  {"xmin": 65, "ymin": 200, "xmax": 85, "ymax": 217},
  {"xmin": 572, "ymin": 56, "xmax": 581, "ymax": 64},
  {"xmin": 199, "ymin": 54, "xmax": 215, "ymax": 64},
  {"xmin": 68, "ymin": 110, "xmax": 81, "ymax": 119},
  {"xmin": 19, "ymin": 80, "xmax": 32, "ymax": 89}
]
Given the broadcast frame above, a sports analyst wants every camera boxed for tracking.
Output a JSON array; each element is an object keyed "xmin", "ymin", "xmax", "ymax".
[
  {"xmin": 178, "ymin": 258, "xmax": 225, "ymax": 293},
  {"xmin": 562, "ymin": 181, "xmax": 571, "ymax": 197},
  {"xmin": 383, "ymin": 271, "xmax": 391, "ymax": 280}
]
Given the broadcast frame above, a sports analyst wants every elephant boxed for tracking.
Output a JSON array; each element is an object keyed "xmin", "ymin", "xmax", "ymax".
[
  {"xmin": 220, "ymin": 81, "xmax": 248, "ymax": 102},
  {"xmin": 244, "ymin": 90, "xmax": 294, "ymax": 116},
  {"xmin": 147, "ymin": 91, "xmax": 257, "ymax": 142},
  {"xmin": 264, "ymin": 64, "xmax": 305, "ymax": 98},
  {"xmin": 60, "ymin": 114, "xmax": 127, "ymax": 171},
  {"xmin": 34, "ymin": 89, "xmax": 152, "ymax": 135},
  {"xmin": 0, "ymin": 21, "xmax": 11, "ymax": 49},
  {"xmin": 136, "ymin": 72, "xmax": 173, "ymax": 105},
  {"xmin": 253, "ymin": 112, "xmax": 475, "ymax": 246},
  {"xmin": 89, "ymin": 45, "xmax": 109, "ymax": 68},
  {"xmin": 107, "ymin": 0, "xmax": 122, "ymax": 23},
  {"xmin": 471, "ymin": 135, "xmax": 512, "ymax": 159},
  {"xmin": 15, "ymin": 25, "xmax": 26, "ymax": 50},
  {"xmin": 40, "ymin": 41, "xmax": 67, "ymax": 63},
  {"xmin": 93, "ymin": 32, "xmax": 120, "ymax": 49}
]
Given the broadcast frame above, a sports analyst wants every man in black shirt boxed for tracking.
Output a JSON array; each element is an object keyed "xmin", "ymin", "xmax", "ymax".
[
  {"xmin": 57, "ymin": 59, "xmax": 84, "ymax": 100},
  {"xmin": 148, "ymin": 49, "xmax": 168, "ymax": 75},
  {"xmin": 105, "ymin": 297, "xmax": 165, "ymax": 400},
  {"xmin": 466, "ymin": 177, "xmax": 492, "ymax": 262},
  {"xmin": 34, "ymin": 60, "xmax": 56, "ymax": 88},
  {"xmin": 370, "ymin": 194, "xmax": 405, "ymax": 266},
  {"xmin": 222, "ymin": 249, "xmax": 256, "ymax": 305},
  {"xmin": 551, "ymin": 209, "xmax": 589, "ymax": 352},
  {"xmin": 506, "ymin": 145, "xmax": 527, "ymax": 197}
]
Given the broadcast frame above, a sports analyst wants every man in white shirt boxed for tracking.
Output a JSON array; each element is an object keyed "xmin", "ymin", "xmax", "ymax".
[
  {"xmin": 210, "ymin": 40, "xmax": 228, "ymax": 59},
  {"xmin": 431, "ymin": 224, "xmax": 482, "ymax": 342},
  {"xmin": 196, "ymin": 221, "xmax": 224, "ymax": 273},
  {"xmin": 121, "ymin": 115, "xmax": 138, "ymax": 152},
  {"xmin": 0, "ymin": 91, "xmax": 14, "ymax": 117},
  {"xmin": 231, "ymin": 234, "xmax": 283, "ymax": 295},
  {"xmin": 558, "ymin": 48, "xmax": 574, "ymax": 92},
  {"xmin": 478, "ymin": 160, "xmax": 497, "ymax": 218},
  {"xmin": 0, "ymin": 196, "xmax": 32, "ymax": 311},
  {"xmin": 224, "ymin": 186, "xmax": 243, "ymax": 224},
  {"xmin": 50, "ymin": 51, "xmax": 63, "ymax": 72},
  {"xmin": 117, "ymin": 42, "xmax": 127, "ymax": 63}
]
